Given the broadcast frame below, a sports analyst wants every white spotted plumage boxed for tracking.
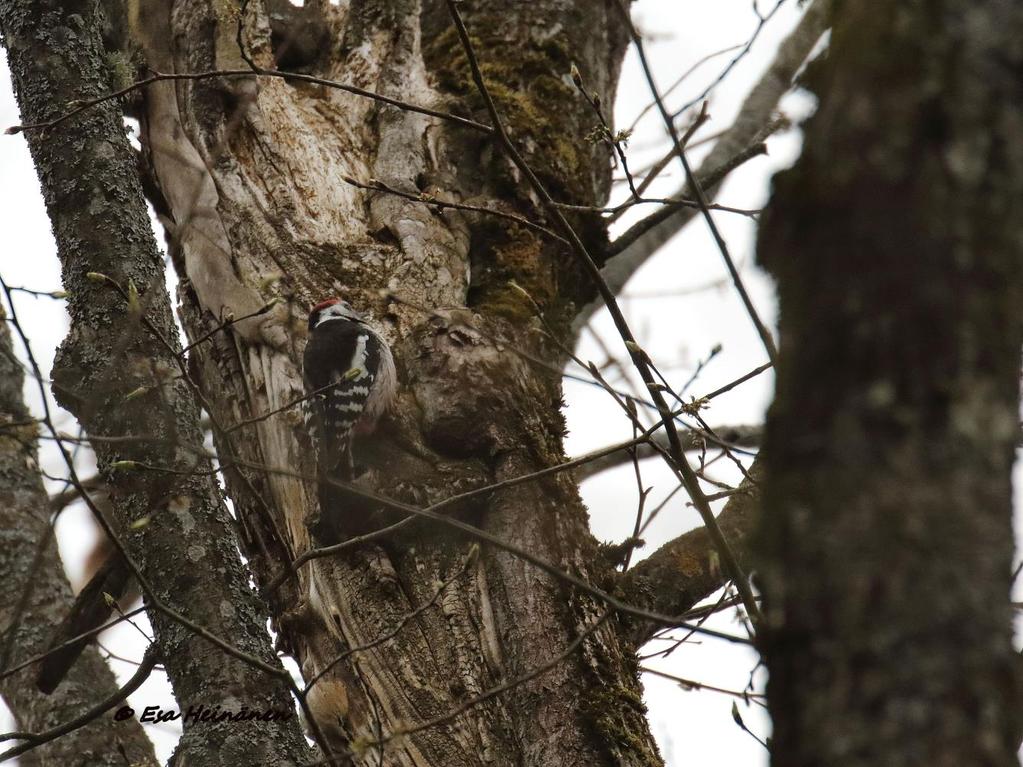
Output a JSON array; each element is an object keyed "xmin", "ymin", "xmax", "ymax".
[{"xmin": 303, "ymin": 298, "xmax": 397, "ymax": 479}]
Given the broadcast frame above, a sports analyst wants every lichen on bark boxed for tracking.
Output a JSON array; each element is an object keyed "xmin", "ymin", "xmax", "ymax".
[{"xmin": 0, "ymin": 0, "xmax": 313, "ymax": 762}]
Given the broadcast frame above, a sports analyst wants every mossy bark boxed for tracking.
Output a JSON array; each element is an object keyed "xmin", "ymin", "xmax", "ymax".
[{"xmin": 756, "ymin": 2, "xmax": 1023, "ymax": 765}]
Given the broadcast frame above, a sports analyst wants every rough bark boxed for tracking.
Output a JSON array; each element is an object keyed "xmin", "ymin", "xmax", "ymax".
[
  {"xmin": 0, "ymin": 1, "xmax": 313, "ymax": 763},
  {"xmin": 756, "ymin": 2, "xmax": 1023, "ymax": 765},
  {"xmin": 0, "ymin": 305, "xmax": 156, "ymax": 765},
  {"xmin": 123, "ymin": 0, "xmax": 662, "ymax": 764}
]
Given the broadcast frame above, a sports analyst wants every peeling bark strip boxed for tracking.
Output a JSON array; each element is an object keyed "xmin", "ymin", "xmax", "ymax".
[
  {"xmin": 757, "ymin": 1, "xmax": 1023, "ymax": 765},
  {"xmin": 0, "ymin": 302, "xmax": 156, "ymax": 765},
  {"xmin": 0, "ymin": 1, "xmax": 312, "ymax": 764}
]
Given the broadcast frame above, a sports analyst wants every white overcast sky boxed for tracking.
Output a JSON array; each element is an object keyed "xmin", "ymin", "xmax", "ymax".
[{"xmin": 3, "ymin": 1, "xmax": 1019, "ymax": 764}]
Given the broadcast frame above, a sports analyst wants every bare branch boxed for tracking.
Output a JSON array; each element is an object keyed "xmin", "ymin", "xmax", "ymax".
[
  {"xmin": 574, "ymin": 424, "xmax": 762, "ymax": 481},
  {"xmin": 0, "ymin": 607, "xmax": 148, "ymax": 684},
  {"xmin": 7, "ymin": 68, "xmax": 492, "ymax": 138},
  {"xmin": 604, "ymin": 135, "xmax": 774, "ymax": 259},
  {"xmin": 41, "ymin": 420, "xmax": 752, "ymax": 646},
  {"xmin": 618, "ymin": 100, "xmax": 711, "ymax": 214},
  {"xmin": 304, "ymin": 546, "xmax": 479, "ymax": 694},
  {"xmin": 639, "ymin": 666, "xmax": 767, "ymax": 704},
  {"xmin": 1, "ymin": 285, "xmax": 300, "ymax": 697},
  {"xmin": 571, "ymin": 66, "xmax": 642, "ymax": 200},
  {"xmin": 669, "ymin": 0, "xmax": 788, "ymax": 118},
  {"xmin": 214, "ymin": 451, "xmax": 760, "ymax": 643},
  {"xmin": 618, "ymin": 462, "xmax": 762, "ymax": 647},
  {"xmin": 360, "ymin": 612, "xmax": 614, "ymax": 754},
  {"xmin": 0, "ymin": 647, "xmax": 159, "ymax": 763},
  {"xmin": 340, "ymin": 175, "xmax": 569, "ymax": 246},
  {"xmin": 625, "ymin": 44, "xmax": 744, "ymax": 133},
  {"xmin": 576, "ymin": 0, "xmax": 833, "ymax": 333},
  {"xmin": 618, "ymin": 3, "xmax": 780, "ymax": 363}
]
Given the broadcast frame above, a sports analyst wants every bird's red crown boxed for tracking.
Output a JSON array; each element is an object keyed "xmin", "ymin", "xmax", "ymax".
[{"xmin": 311, "ymin": 297, "xmax": 341, "ymax": 314}]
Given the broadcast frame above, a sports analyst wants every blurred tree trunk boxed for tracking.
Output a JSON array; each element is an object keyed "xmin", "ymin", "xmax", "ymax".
[
  {"xmin": 127, "ymin": 0, "xmax": 661, "ymax": 764},
  {"xmin": 0, "ymin": 304, "xmax": 156, "ymax": 765},
  {"xmin": 756, "ymin": 1, "xmax": 1023, "ymax": 765}
]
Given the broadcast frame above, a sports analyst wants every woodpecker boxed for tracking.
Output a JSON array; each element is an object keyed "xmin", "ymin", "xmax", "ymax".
[{"xmin": 303, "ymin": 298, "xmax": 396, "ymax": 483}]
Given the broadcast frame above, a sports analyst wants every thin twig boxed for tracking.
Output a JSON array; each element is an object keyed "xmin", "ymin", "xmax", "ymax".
[
  {"xmin": 588, "ymin": 0, "xmax": 832, "ymax": 338},
  {"xmin": 340, "ymin": 175, "xmax": 568, "ymax": 246},
  {"xmin": 193, "ymin": 449, "xmax": 757, "ymax": 643},
  {"xmin": 609, "ymin": 100, "xmax": 711, "ymax": 222},
  {"xmin": 179, "ymin": 299, "xmax": 281, "ymax": 356},
  {"xmin": 54, "ymin": 422, "xmax": 750, "ymax": 644},
  {"xmin": 702, "ymin": 362, "xmax": 773, "ymax": 401},
  {"xmin": 639, "ymin": 667, "xmax": 766, "ymax": 704},
  {"xmin": 224, "ymin": 381, "xmax": 345, "ymax": 435},
  {"xmin": 669, "ymin": 0, "xmax": 788, "ymax": 118},
  {"xmin": 626, "ymin": 43, "xmax": 744, "ymax": 132},
  {"xmin": 571, "ymin": 66, "xmax": 641, "ymax": 200},
  {"xmin": 604, "ymin": 138, "xmax": 769, "ymax": 258},
  {"xmin": 617, "ymin": 0, "xmax": 778, "ymax": 367},
  {"xmin": 0, "ymin": 607, "xmax": 147, "ymax": 683},
  {"xmin": 1, "ymin": 278, "xmax": 298, "ymax": 697},
  {"xmin": 5, "ymin": 285, "xmax": 67, "ymax": 300},
  {"xmin": 7, "ymin": 69, "xmax": 491, "ymax": 137},
  {"xmin": 621, "ymin": 410, "xmax": 651, "ymax": 571},
  {"xmin": 554, "ymin": 194, "xmax": 760, "ymax": 219},
  {"xmin": 304, "ymin": 546, "xmax": 478, "ymax": 693},
  {"xmin": 0, "ymin": 646, "xmax": 158, "ymax": 761}
]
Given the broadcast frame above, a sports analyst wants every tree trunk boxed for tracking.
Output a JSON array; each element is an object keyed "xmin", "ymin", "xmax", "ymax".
[
  {"xmin": 1, "ymin": 0, "xmax": 314, "ymax": 762},
  {"xmin": 756, "ymin": 2, "xmax": 1023, "ymax": 765},
  {"xmin": 130, "ymin": 0, "xmax": 661, "ymax": 764},
  {"xmin": 0, "ymin": 303, "xmax": 157, "ymax": 765}
]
